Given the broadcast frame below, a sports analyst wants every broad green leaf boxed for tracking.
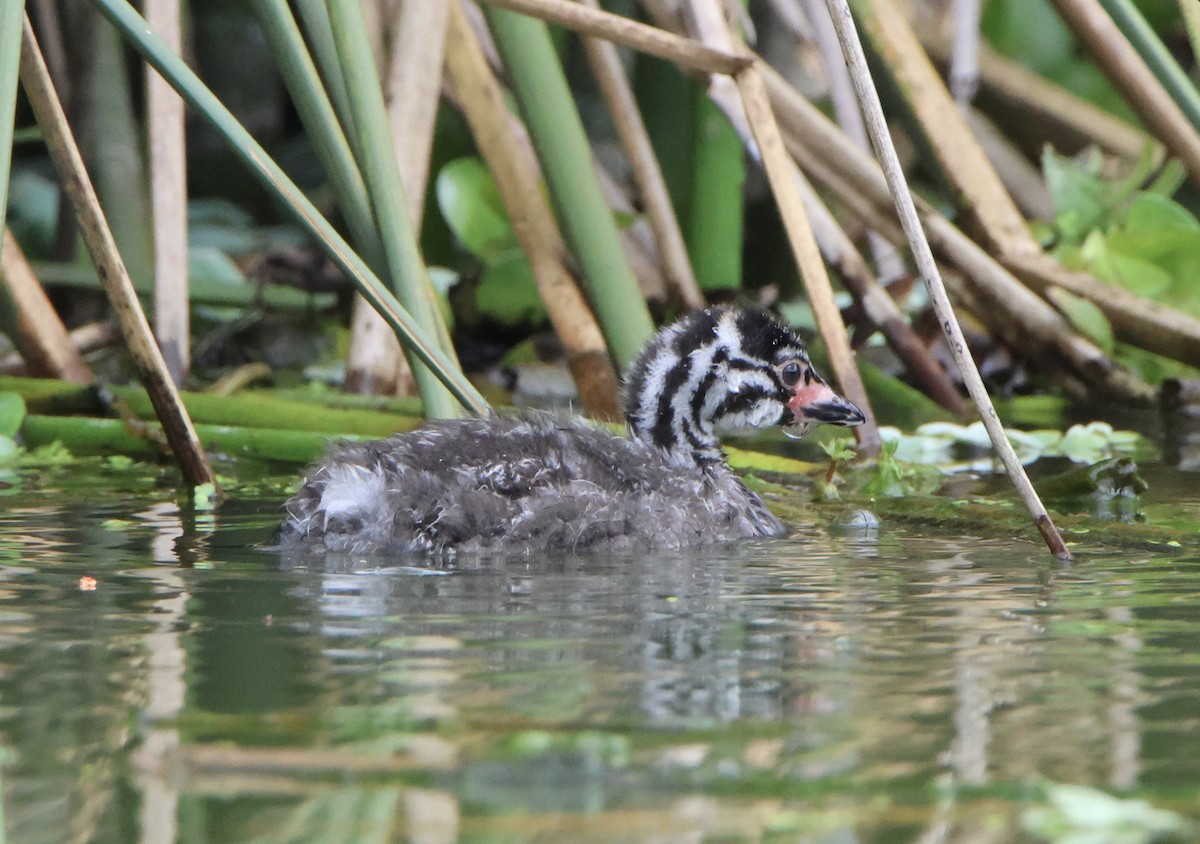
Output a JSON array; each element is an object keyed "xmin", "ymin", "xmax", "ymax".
[
  {"xmin": 0, "ymin": 393, "xmax": 25, "ymax": 438},
  {"xmin": 188, "ymin": 198, "xmax": 263, "ymax": 255},
  {"xmin": 6, "ymin": 171, "xmax": 60, "ymax": 258},
  {"xmin": 1145, "ymin": 158, "xmax": 1186, "ymax": 196},
  {"xmin": 1124, "ymin": 193, "xmax": 1200, "ymax": 233},
  {"xmin": 1080, "ymin": 232, "xmax": 1172, "ymax": 297},
  {"xmin": 982, "ymin": 0, "xmax": 1073, "ymax": 73},
  {"xmin": 1105, "ymin": 230, "xmax": 1200, "ymax": 313},
  {"xmin": 1045, "ymin": 287, "xmax": 1114, "ymax": 353},
  {"xmin": 1106, "ymin": 250, "xmax": 1174, "ymax": 298},
  {"xmin": 189, "ymin": 197, "xmax": 255, "ymax": 228},
  {"xmin": 1043, "ymin": 149, "xmax": 1109, "ymax": 243},
  {"xmin": 189, "ymin": 246, "xmax": 246, "ymax": 286},
  {"xmin": 436, "ymin": 157, "xmax": 518, "ymax": 263},
  {"xmin": 1106, "ymin": 229, "xmax": 1200, "ymax": 265},
  {"xmin": 475, "ymin": 252, "xmax": 546, "ymax": 327}
]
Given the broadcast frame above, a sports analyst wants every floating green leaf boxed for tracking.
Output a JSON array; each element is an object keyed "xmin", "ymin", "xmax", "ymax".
[{"xmin": 192, "ymin": 482, "xmax": 219, "ymax": 511}]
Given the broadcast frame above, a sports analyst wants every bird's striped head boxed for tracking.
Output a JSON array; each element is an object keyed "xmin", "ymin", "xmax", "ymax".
[{"xmin": 623, "ymin": 307, "xmax": 864, "ymax": 464}]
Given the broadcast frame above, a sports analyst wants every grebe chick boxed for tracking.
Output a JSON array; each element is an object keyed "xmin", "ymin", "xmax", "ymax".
[{"xmin": 279, "ymin": 307, "xmax": 864, "ymax": 555}]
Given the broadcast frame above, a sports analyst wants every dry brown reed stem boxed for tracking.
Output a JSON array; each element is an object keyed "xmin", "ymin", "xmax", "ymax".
[
  {"xmin": 384, "ymin": 0, "xmax": 447, "ymax": 219},
  {"xmin": 685, "ymin": 0, "xmax": 880, "ymax": 455},
  {"xmin": 28, "ymin": 1, "xmax": 70, "ymax": 103},
  {"xmin": 145, "ymin": 0, "xmax": 189, "ymax": 386},
  {"xmin": 475, "ymin": 0, "xmax": 748, "ymax": 75},
  {"xmin": 800, "ymin": 0, "xmax": 907, "ymax": 283},
  {"xmin": 346, "ymin": 293, "xmax": 413, "ymax": 395},
  {"xmin": 862, "ymin": 0, "xmax": 1166, "ymax": 364},
  {"xmin": 1049, "ymin": 0, "xmax": 1200, "ymax": 185},
  {"xmin": 789, "ymin": 171, "xmax": 970, "ymax": 417},
  {"xmin": 0, "ymin": 320, "xmax": 117, "ymax": 377},
  {"xmin": 780, "ymin": 116, "xmax": 1154, "ymax": 404},
  {"xmin": 445, "ymin": 1, "xmax": 623, "ymax": 420},
  {"xmin": 783, "ymin": 0, "xmax": 963, "ymax": 414},
  {"xmin": 824, "ymin": 0, "xmax": 1070, "ymax": 560},
  {"xmin": 759, "ymin": 65, "xmax": 1168, "ymax": 395},
  {"xmin": 922, "ymin": 38, "xmax": 1155, "ymax": 160},
  {"xmin": 856, "ymin": 0, "xmax": 1038, "ymax": 256},
  {"xmin": 948, "ymin": 0, "xmax": 982, "ymax": 105},
  {"xmin": 963, "ymin": 109, "xmax": 1054, "ymax": 221},
  {"xmin": 578, "ymin": 0, "xmax": 704, "ymax": 311},
  {"xmin": 346, "ymin": 0, "xmax": 450, "ymax": 396},
  {"xmin": 20, "ymin": 18, "xmax": 216, "ymax": 488},
  {"xmin": 1004, "ymin": 254, "xmax": 1200, "ymax": 364},
  {"xmin": 1, "ymin": 229, "xmax": 94, "ymax": 383},
  {"xmin": 553, "ymin": 0, "xmax": 957, "ymax": 415}
]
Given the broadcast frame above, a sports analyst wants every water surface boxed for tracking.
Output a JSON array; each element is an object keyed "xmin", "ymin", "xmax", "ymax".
[{"xmin": 0, "ymin": 461, "xmax": 1197, "ymax": 842}]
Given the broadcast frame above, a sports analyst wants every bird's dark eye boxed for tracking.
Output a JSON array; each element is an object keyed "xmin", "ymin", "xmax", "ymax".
[{"xmin": 780, "ymin": 362, "xmax": 803, "ymax": 386}]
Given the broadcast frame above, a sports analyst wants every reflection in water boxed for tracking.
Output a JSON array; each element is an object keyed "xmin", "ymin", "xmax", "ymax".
[
  {"xmin": 131, "ymin": 566, "xmax": 188, "ymax": 844},
  {"xmin": 0, "ymin": 476, "xmax": 1197, "ymax": 842}
]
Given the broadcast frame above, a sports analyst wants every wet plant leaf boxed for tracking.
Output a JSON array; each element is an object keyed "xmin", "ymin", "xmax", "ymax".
[
  {"xmin": 861, "ymin": 441, "xmax": 906, "ymax": 498},
  {"xmin": 0, "ymin": 392, "xmax": 25, "ymax": 437},
  {"xmin": 192, "ymin": 482, "xmax": 218, "ymax": 510},
  {"xmin": 873, "ymin": 421, "xmax": 1151, "ymax": 475}
]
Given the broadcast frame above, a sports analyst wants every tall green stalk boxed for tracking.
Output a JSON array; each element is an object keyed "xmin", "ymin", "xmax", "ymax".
[
  {"xmin": 689, "ymin": 97, "xmax": 745, "ymax": 293},
  {"xmin": 89, "ymin": 17, "xmax": 154, "ymax": 286},
  {"xmin": 483, "ymin": 8, "xmax": 653, "ymax": 370},
  {"xmin": 0, "ymin": 0, "xmax": 27, "ymax": 250},
  {"xmin": 325, "ymin": 0, "xmax": 461, "ymax": 419},
  {"xmin": 1098, "ymin": 0, "xmax": 1200, "ymax": 133},
  {"xmin": 291, "ymin": 0, "xmax": 353, "ymax": 134},
  {"xmin": 634, "ymin": 56, "xmax": 697, "ymax": 229},
  {"xmin": 248, "ymin": 1, "xmax": 382, "ymax": 283},
  {"xmin": 90, "ymin": 0, "xmax": 489, "ymax": 416}
]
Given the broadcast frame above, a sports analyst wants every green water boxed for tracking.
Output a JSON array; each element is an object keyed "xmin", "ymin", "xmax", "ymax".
[{"xmin": 0, "ymin": 462, "xmax": 1198, "ymax": 843}]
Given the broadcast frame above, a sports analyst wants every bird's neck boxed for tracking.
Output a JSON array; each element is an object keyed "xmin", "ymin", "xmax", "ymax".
[{"xmin": 628, "ymin": 400, "xmax": 723, "ymax": 467}]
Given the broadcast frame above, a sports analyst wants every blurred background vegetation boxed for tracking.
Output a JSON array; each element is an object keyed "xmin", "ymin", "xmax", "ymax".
[{"xmin": 1, "ymin": 0, "xmax": 1199, "ymax": 467}]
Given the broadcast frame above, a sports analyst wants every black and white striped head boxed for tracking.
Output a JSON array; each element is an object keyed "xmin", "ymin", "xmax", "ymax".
[{"xmin": 623, "ymin": 307, "xmax": 864, "ymax": 464}]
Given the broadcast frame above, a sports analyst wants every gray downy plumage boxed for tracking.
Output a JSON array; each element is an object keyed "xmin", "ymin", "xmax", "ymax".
[{"xmin": 278, "ymin": 307, "xmax": 865, "ymax": 556}]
